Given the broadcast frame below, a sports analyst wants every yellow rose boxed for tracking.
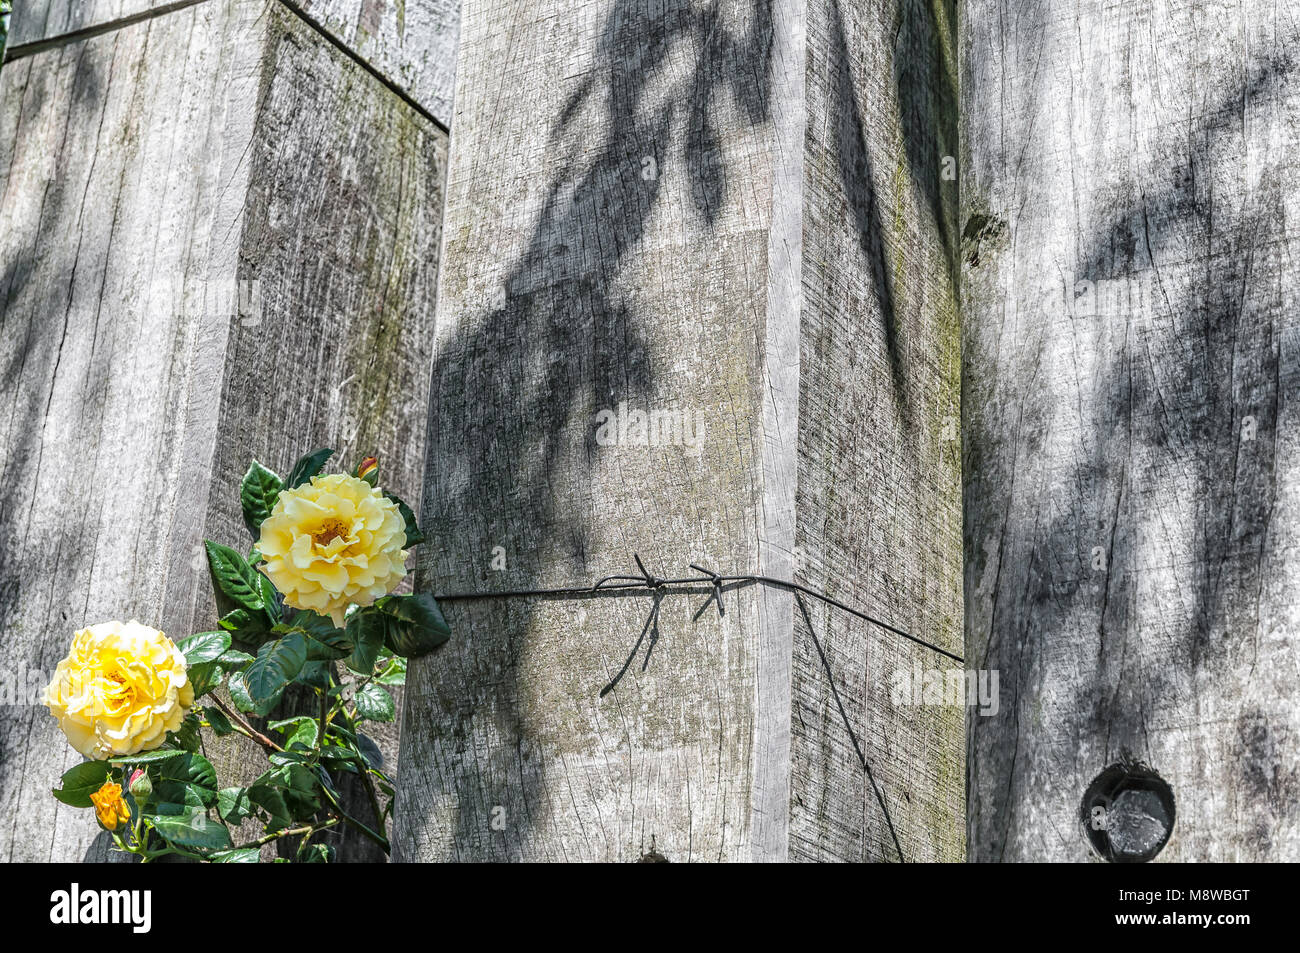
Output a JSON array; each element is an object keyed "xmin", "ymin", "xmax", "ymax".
[
  {"xmin": 43, "ymin": 621, "xmax": 194, "ymax": 760},
  {"xmin": 257, "ymin": 473, "xmax": 409, "ymax": 626},
  {"xmin": 90, "ymin": 780, "xmax": 131, "ymax": 831}
]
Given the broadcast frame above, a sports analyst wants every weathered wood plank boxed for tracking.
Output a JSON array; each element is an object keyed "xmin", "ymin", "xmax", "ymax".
[
  {"xmin": 7, "ymin": 0, "xmax": 159, "ymax": 45},
  {"xmin": 793, "ymin": 0, "xmax": 962, "ymax": 862},
  {"xmin": 0, "ymin": 0, "xmax": 445, "ymax": 862},
  {"xmin": 6, "ymin": 0, "xmax": 459, "ymax": 127},
  {"xmin": 962, "ymin": 0, "xmax": 1300, "ymax": 861},
  {"xmin": 395, "ymin": 0, "xmax": 963, "ymax": 862},
  {"xmin": 302, "ymin": 0, "xmax": 459, "ymax": 126}
]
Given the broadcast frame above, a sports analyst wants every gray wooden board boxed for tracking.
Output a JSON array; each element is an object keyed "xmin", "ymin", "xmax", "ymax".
[
  {"xmin": 396, "ymin": 0, "xmax": 963, "ymax": 862},
  {"xmin": 962, "ymin": 0, "xmax": 1300, "ymax": 861},
  {"xmin": 0, "ymin": 0, "xmax": 445, "ymax": 861},
  {"xmin": 6, "ymin": 0, "xmax": 460, "ymax": 128}
]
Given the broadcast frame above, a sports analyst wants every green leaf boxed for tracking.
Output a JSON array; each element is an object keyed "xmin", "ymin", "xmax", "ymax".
[
  {"xmin": 211, "ymin": 848, "xmax": 260, "ymax": 863},
  {"xmin": 217, "ymin": 609, "xmax": 268, "ymax": 642},
  {"xmin": 176, "ymin": 630, "xmax": 232, "ymax": 665},
  {"xmin": 302, "ymin": 634, "xmax": 349, "ymax": 662},
  {"xmin": 147, "ymin": 811, "xmax": 231, "ymax": 850},
  {"xmin": 217, "ymin": 787, "xmax": 254, "ymax": 823},
  {"xmin": 52, "ymin": 761, "xmax": 113, "ymax": 808},
  {"xmin": 216, "ymin": 647, "xmax": 255, "ymax": 668},
  {"xmin": 284, "ymin": 448, "xmax": 334, "ymax": 489},
  {"xmin": 243, "ymin": 632, "xmax": 309, "ymax": 711},
  {"xmin": 108, "ymin": 749, "xmax": 185, "ymax": 766},
  {"xmin": 374, "ymin": 655, "xmax": 407, "ymax": 685},
  {"xmin": 354, "ymin": 683, "xmax": 395, "ymax": 722},
  {"xmin": 377, "ymin": 593, "xmax": 451, "ymax": 659},
  {"xmin": 227, "ymin": 671, "xmax": 256, "ymax": 713},
  {"xmin": 167, "ymin": 712, "xmax": 203, "ymax": 752},
  {"xmin": 318, "ymin": 745, "xmax": 362, "ymax": 770},
  {"xmin": 294, "ymin": 660, "xmax": 334, "ymax": 691},
  {"xmin": 285, "ymin": 608, "xmax": 342, "ymax": 638},
  {"xmin": 204, "ymin": 706, "xmax": 235, "ymax": 737},
  {"xmin": 218, "ymin": 609, "xmax": 249, "ymax": 631},
  {"xmin": 240, "ymin": 461, "xmax": 283, "ymax": 538},
  {"xmin": 268, "ymin": 715, "xmax": 319, "ymax": 750},
  {"xmin": 272, "ymin": 616, "xmax": 350, "ymax": 661},
  {"xmin": 205, "ymin": 540, "xmax": 264, "ymax": 613},
  {"xmin": 345, "ymin": 610, "xmax": 387, "ymax": 675},
  {"xmin": 260, "ymin": 575, "xmax": 282, "ymax": 624},
  {"xmin": 187, "ymin": 660, "xmax": 223, "ymax": 697},
  {"xmin": 152, "ymin": 752, "xmax": 219, "ymax": 808},
  {"xmin": 250, "ymin": 764, "xmax": 320, "ymax": 829},
  {"xmin": 247, "ymin": 786, "xmax": 291, "ymax": 830},
  {"xmin": 355, "ymin": 732, "xmax": 384, "ymax": 768},
  {"xmin": 383, "ymin": 491, "xmax": 425, "ymax": 547},
  {"xmin": 299, "ymin": 843, "xmax": 334, "ymax": 863}
]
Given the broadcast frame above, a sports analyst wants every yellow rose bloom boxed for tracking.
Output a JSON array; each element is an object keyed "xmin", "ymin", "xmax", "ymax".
[
  {"xmin": 90, "ymin": 780, "xmax": 131, "ymax": 831},
  {"xmin": 43, "ymin": 621, "xmax": 194, "ymax": 760},
  {"xmin": 257, "ymin": 473, "xmax": 409, "ymax": 626}
]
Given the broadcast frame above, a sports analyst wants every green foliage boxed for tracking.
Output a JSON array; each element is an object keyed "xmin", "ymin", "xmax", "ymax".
[
  {"xmin": 205, "ymin": 540, "xmax": 265, "ymax": 614},
  {"xmin": 146, "ymin": 811, "xmax": 231, "ymax": 850},
  {"xmin": 52, "ymin": 761, "xmax": 112, "ymax": 808},
  {"xmin": 373, "ymin": 592, "xmax": 452, "ymax": 657},
  {"xmin": 354, "ymin": 684, "xmax": 395, "ymax": 723},
  {"xmin": 175, "ymin": 630, "xmax": 231, "ymax": 663},
  {"xmin": 49, "ymin": 450, "xmax": 449, "ymax": 862},
  {"xmin": 284, "ymin": 448, "xmax": 334, "ymax": 490},
  {"xmin": 240, "ymin": 461, "xmax": 283, "ymax": 536},
  {"xmin": 243, "ymin": 632, "xmax": 309, "ymax": 711}
]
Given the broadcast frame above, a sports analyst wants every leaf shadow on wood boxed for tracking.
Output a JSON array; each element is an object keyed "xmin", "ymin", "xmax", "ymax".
[
  {"xmin": 967, "ymin": 49, "xmax": 1298, "ymax": 861},
  {"xmin": 830, "ymin": 0, "xmax": 911, "ymax": 427},
  {"xmin": 410, "ymin": 1, "xmax": 776, "ymax": 860}
]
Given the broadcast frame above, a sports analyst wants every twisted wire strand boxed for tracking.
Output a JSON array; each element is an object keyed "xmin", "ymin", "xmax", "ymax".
[{"xmin": 432, "ymin": 553, "xmax": 964, "ymax": 863}]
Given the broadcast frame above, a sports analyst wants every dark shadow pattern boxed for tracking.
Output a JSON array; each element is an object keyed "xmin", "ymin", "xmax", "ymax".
[
  {"xmin": 966, "ymin": 21, "xmax": 1299, "ymax": 859},
  {"xmin": 414, "ymin": 1, "xmax": 777, "ymax": 861}
]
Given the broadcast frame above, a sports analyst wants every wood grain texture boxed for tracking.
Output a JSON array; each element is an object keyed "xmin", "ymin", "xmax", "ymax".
[
  {"xmin": 794, "ymin": 0, "xmax": 962, "ymax": 862},
  {"xmin": 962, "ymin": 0, "xmax": 1300, "ymax": 861},
  {"xmin": 0, "ymin": 0, "xmax": 445, "ymax": 862},
  {"xmin": 302, "ymin": 0, "xmax": 459, "ymax": 126},
  {"xmin": 395, "ymin": 0, "xmax": 962, "ymax": 862},
  {"xmin": 6, "ymin": 0, "xmax": 460, "ymax": 127},
  {"xmin": 7, "ymin": 0, "xmax": 162, "ymax": 45},
  {"xmin": 397, "ymin": 0, "xmax": 776, "ymax": 862}
]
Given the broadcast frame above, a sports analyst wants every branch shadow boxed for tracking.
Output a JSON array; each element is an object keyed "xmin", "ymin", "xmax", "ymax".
[
  {"xmin": 411, "ymin": 1, "xmax": 777, "ymax": 861},
  {"xmin": 967, "ymin": 44, "xmax": 1298, "ymax": 859}
]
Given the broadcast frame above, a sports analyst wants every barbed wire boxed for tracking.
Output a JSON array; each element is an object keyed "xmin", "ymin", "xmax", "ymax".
[{"xmin": 434, "ymin": 553, "xmax": 964, "ymax": 862}]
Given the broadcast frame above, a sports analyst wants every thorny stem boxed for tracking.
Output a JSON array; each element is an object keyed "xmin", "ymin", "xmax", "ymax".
[
  {"xmin": 232, "ymin": 817, "xmax": 340, "ymax": 851},
  {"xmin": 339, "ymin": 700, "xmax": 387, "ymax": 839},
  {"xmin": 209, "ymin": 694, "xmax": 284, "ymax": 752},
  {"xmin": 325, "ymin": 664, "xmax": 389, "ymax": 843}
]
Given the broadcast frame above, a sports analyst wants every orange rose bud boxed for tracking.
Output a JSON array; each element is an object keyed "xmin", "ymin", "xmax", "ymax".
[
  {"xmin": 356, "ymin": 456, "xmax": 379, "ymax": 485},
  {"xmin": 89, "ymin": 780, "xmax": 131, "ymax": 831}
]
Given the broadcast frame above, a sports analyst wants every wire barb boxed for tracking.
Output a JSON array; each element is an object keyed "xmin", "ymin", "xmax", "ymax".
[
  {"xmin": 689, "ymin": 563, "xmax": 725, "ymax": 617},
  {"xmin": 434, "ymin": 552, "xmax": 959, "ymax": 863}
]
